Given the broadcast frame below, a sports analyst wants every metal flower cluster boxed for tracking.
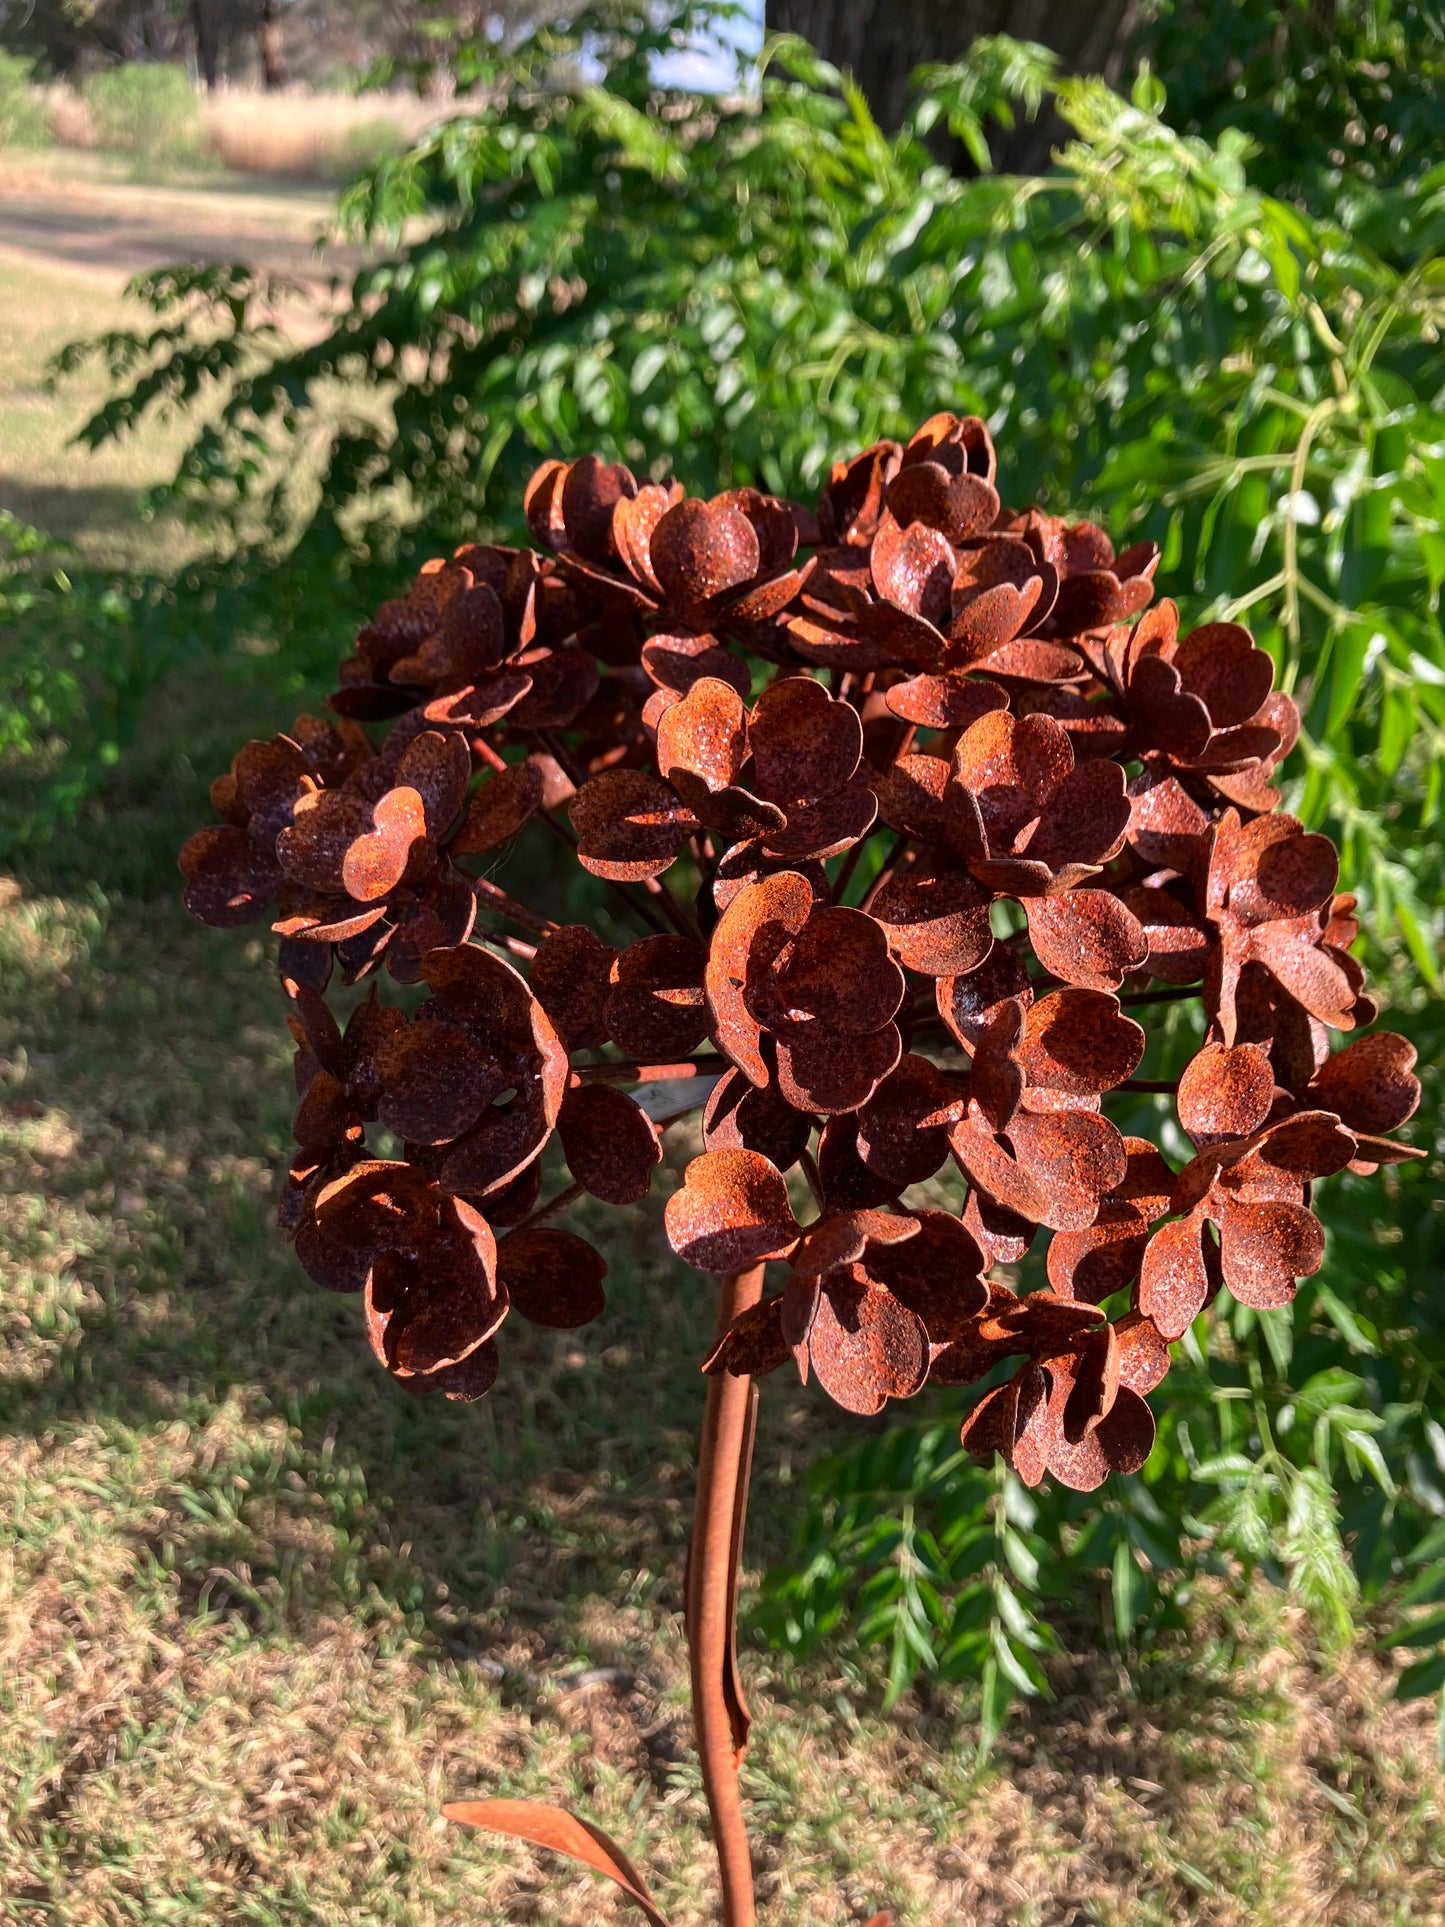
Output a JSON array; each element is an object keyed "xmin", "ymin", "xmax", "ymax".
[{"xmin": 182, "ymin": 416, "xmax": 1422, "ymax": 1493}]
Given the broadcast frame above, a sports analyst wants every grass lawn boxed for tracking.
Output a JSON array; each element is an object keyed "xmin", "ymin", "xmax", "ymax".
[{"xmin": 0, "ymin": 240, "xmax": 1443, "ymax": 1926}]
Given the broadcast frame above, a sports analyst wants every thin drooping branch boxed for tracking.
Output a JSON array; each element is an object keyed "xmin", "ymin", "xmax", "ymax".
[{"xmin": 687, "ymin": 1266, "xmax": 765, "ymax": 1927}]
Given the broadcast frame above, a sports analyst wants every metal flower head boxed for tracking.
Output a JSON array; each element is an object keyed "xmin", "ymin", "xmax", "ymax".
[{"xmin": 181, "ymin": 413, "xmax": 1421, "ymax": 1506}]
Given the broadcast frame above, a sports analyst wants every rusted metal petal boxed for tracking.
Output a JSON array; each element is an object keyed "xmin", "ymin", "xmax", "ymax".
[
  {"xmin": 373, "ymin": 1020, "xmax": 495, "ymax": 1144},
  {"xmin": 1173, "ymin": 621, "xmax": 1276, "ymax": 727},
  {"xmin": 569, "ymin": 767, "xmax": 696, "ymax": 881},
  {"xmin": 791, "ymin": 1209, "xmax": 918, "ymax": 1285},
  {"xmin": 1019, "ymin": 989, "xmax": 1145, "ymax": 1099},
  {"xmin": 395, "ymin": 729, "xmax": 471, "ymax": 838},
  {"xmin": 560, "ymin": 454, "xmax": 637, "ymax": 560},
  {"xmin": 1250, "ymin": 1108, "xmax": 1358, "ymax": 1180},
  {"xmin": 1114, "ymin": 1311, "xmax": 1171, "ymax": 1394},
  {"xmin": 937, "ymin": 947, "xmax": 1034, "ymax": 1053},
  {"xmin": 760, "ymin": 777, "xmax": 879, "ymax": 863},
  {"xmin": 604, "ymin": 935, "xmax": 709, "ymax": 1058},
  {"xmin": 1011, "ymin": 1111, "xmax": 1129, "ymax": 1231},
  {"xmin": 1048, "ymin": 1380, "xmax": 1155, "ymax": 1490},
  {"xmin": 817, "ymin": 439, "xmax": 902, "ymax": 547},
  {"xmin": 968, "ymin": 999, "xmax": 1026, "ymax": 1134},
  {"xmin": 179, "ymin": 825, "xmax": 283, "ymax": 926},
  {"xmin": 425, "ymin": 1341, "xmax": 501, "ymax": 1402},
  {"xmin": 872, "ymin": 862, "xmax": 993, "ymax": 977},
  {"xmin": 949, "ymin": 1108, "xmax": 1053, "ymax": 1225},
  {"xmin": 650, "ymin": 498, "xmax": 761, "ymax": 609},
  {"xmin": 423, "ymin": 668, "xmax": 534, "ymax": 731},
  {"xmin": 1062, "ymin": 1322, "xmax": 1122, "ymax": 1441},
  {"xmin": 365, "ymin": 1197, "xmax": 503, "ymax": 1377},
  {"xmin": 866, "ymin": 1210, "xmax": 988, "ymax": 1341},
  {"xmin": 1127, "ymin": 771, "xmax": 1211, "ymax": 873},
  {"xmin": 871, "ymin": 514, "xmax": 957, "ymax": 624},
  {"xmin": 775, "ymin": 1021, "xmax": 903, "ymax": 1116},
  {"xmin": 1022, "ymin": 759, "xmax": 1131, "ymax": 872},
  {"xmin": 963, "ymin": 1187, "xmax": 1038, "ymax": 1267},
  {"xmin": 344, "ymin": 787, "xmax": 430, "ymax": 902},
  {"xmin": 1046, "ymin": 1201, "xmax": 1150, "ymax": 1303},
  {"xmin": 1307, "ymin": 1031, "xmax": 1420, "ymax": 1134},
  {"xmin": 856, "ymin": 1055, "xmax": 963, "ymax": 1187},
  {"xmin": 665, "ymin": 1149, "xmax": 801, "ymax": 1272},
  {"xmin": 508, "ymin": 647, "xmax": 601, "ymax": 730},
  {"xmin": 656, "ymin": 676, "xmax": 749, "ymax": 794},
  {"xmin": 962, "ymin": 1360, "xmax": 1056, "ymax": 1487},
  {"xmin": 528, "ymin": 924, "xmax": 618, "ymax": 1050},
  {"xmin": 809, "ymin": 1271, "xmax": 929, "ymax": 1415},
  {"xmin": 775, "ymin": 906, "xmax": 906, "ymax": 1033},
  {"xmin": 451, "ymin": 760, "xmax": 545, "ymax": 854},
  {"xmin": 442, "ymin": 1798, "xmax": 671, "ymax": 1927},
  {"xmin": 1216, "ymin": 1196, "xmax": 1324, "ymax": 1308},
  {"xmin": 1114, "ymin": 1138, "xmax": 1176, "ymax": 1222},
  {"xmin": 951, "ymin": 709, "xmax": 1074, "ymax": 855},
  {"xmin": 816, "ymin": 1114, "xmax": 898, "ymax": 1210},
  {"xmin": 703, "ymin": 1293, "xmax": 791, "ymax": 1377},
  {"xmin": 1121, "ymin": 884, "xmax": 1209, "ymax": 984},
  {"xmin": 706, "ymin": 869, "xmax": 814, "ymax": 1085},
  {"xmin": 884, "ymin": 671, "xmax": 1009, "ymax": 730},
  {"xmin": 949, "ymin": 541, "xmax": 1052, "ymax": 658},
  {"xmin": 979, "ymin": 638, "xmax": 1087, "ymax": 686},
  {"xmin": 1250, "ymin": 924, "xmax": 1368, "ymax": 1031},
  {"xmin": 1177, "ymin": 1041, "xmax": 1274, "ymax": 1147},
  {"xmin": 613, "ymin": 483, "xmax": 679, "ymax": 594},
  {"xmin": 748, "ymin": 676, "xmax": 862, "ymax": 805},
  {"xmin": 1137, "ymin": 1208, "xmax": 1211, "ymax": 1340},
  {"xmin": 872, "ymin": 752, "xmax": 950, "ymax": 841},
  {"xmin": 642, "ymin": 632, "xmax": 750, "ymax": 706},
  {"xmin": 983, "ymin": 1288, "xmax": 1106, "ymax": 1355},
  {"xmin": 559, "ymin": 1083, "xmax": 663, "ymax": 1205},
  {"xmin": 885, "ymin": 460, "xmax": 1000, "ymax": 545},
  {"xmin": 703, "ymin": 1067, "xmax": 813, "ymax": 1172},
  {"xmin": 1230, "ymin": 816, "xmax": 1340, "ymax": 925},
  {"xmin": 1024, "ymin": 890, "xmax": 1148, "ymax": 993},
  {"xmin": 495, "ymin": 1228, "xmax": 607, "ymax": 1328}
]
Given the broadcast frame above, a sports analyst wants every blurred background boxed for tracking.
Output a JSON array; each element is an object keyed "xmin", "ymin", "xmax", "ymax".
[{"xmin": 0, "ymin": 3, "xmax": 1442, "ymax": 1922}]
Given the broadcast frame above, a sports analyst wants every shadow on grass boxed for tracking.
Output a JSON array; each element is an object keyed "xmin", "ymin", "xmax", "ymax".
[{"xmin": 0, "ymin": 656, "xmax": 876, "ymax": 1688}]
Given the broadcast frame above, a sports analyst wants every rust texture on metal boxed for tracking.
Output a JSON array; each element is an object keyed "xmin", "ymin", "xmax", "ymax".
[{"xmin": 182, "ymin": 415, "xmax": 1423, "ymax": 1925}]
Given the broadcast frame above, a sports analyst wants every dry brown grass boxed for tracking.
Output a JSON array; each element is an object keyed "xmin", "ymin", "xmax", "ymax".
[
  {"xmin": 0, "ymin": 730, "xmax": 1442, "ymax": 1923},
  {"xmin": 34, "ymin": 79, "xmax": 464, "ymax": 183}
]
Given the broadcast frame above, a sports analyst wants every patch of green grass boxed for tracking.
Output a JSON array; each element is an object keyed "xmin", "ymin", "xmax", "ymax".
[{"xmin": 0, "ymin": 257, "xmax": 198, "ymax": 574}]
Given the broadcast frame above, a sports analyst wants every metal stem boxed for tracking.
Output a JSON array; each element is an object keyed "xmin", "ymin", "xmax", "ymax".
[{"xmin": 687, "ymin": 1266, "xmax": 764, "ymax": 1927}]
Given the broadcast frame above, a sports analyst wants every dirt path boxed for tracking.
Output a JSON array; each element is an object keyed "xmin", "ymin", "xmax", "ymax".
[{"xmin": 0, "ymin": 158, "xmax": 368, "ymax": 284}]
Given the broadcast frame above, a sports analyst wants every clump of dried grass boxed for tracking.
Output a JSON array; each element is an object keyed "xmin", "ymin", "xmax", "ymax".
[{"xmin": 24, "ymin": 77, "xmax": 464, "ymax": 183}]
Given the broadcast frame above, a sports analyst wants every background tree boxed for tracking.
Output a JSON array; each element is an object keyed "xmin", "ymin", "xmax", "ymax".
[{"xmin": 764, "ymin": 0, "xmax": 1142, "ymax": 166}]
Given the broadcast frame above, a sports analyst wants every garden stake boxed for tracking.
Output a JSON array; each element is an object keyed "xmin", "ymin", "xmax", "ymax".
[{"xmin": 178, "ymin": 415, "xmax": 1423, "ymax": 1922}]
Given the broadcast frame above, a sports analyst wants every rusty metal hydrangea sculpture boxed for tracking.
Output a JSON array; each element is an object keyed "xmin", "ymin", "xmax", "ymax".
[{"xmin": 180, "ymin": 415, "xmax": 1422, "ymax": 1926}]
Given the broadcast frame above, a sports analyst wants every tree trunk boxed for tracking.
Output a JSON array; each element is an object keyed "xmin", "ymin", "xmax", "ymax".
[
  {"xmin": 191, "ymin": 0, "xmax": 219, "ymax": 89},
  {"xmin": 257, "ymin": 0, "xmax": 287, "ymax": 90},
  {"xmin": 765, "ymin": 0, "xmax": 1141, "ymax": 170}
]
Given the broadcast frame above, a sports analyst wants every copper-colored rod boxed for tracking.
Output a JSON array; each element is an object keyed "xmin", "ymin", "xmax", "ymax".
[
  {"xmin": 573, "ymin": 1056, "xmax": 726, "ymax": 1084},
  {"xmin": 472, "ymin": 876, "xmax": 560, "ymax": 936},
  {"xmin": 687, "ymin": 1265, "xmax": 765, "ymax": 1927},
  {"xmin": 513, "ymin": 1179, "xmax": 584, "ymax": 1232}
]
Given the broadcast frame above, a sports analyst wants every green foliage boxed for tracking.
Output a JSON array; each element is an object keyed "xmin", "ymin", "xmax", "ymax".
[
  {"xmin": 0, "ymin": 512, "xmax": 140, "ymax": 834},
  {"xmin": 1139, "ymin": 0, "xmax": 1444, "ymax": 224},
  {"xmin": 0, "ymin": 52, "xmax": 51, "ymax": 146},
  {"xmin": 19, "ymin": 2, "xmax": 1445, "ymax": 1738},
  {"xmin": 87, "ymin": 61, "xmax": 211, "ymax": 176},
  {"xmin": 49, "ymin": 6, "xmax": 1445, "ymax": 967}
]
